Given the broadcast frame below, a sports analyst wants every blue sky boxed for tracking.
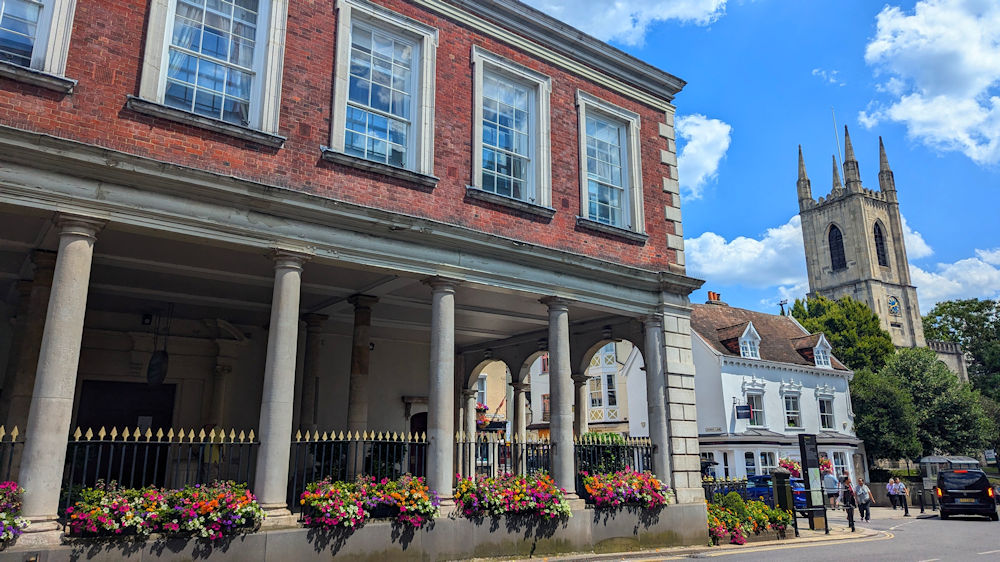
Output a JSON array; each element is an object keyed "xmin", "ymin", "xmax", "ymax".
[{"xmin": 525, "ymin": 0, "xmax": 1000, "ymax": 315}]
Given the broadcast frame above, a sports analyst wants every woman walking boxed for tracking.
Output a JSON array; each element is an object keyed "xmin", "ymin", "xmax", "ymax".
[
  {"xmin": 841, "ymin": 476, "xmax": 858, "ymax": 532},
  {"xmin": 856, "ymin": 477, "xmax": 872, "ymax": 522},
  {"xmin": 887, "ymin": 478, "xmax": 898, "ymax": 509}
]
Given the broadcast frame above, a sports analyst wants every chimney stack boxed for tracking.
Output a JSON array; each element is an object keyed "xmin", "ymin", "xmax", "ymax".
[{"xmin": 706, "ymin": 291, "xmax": 728, "ymax": 305}]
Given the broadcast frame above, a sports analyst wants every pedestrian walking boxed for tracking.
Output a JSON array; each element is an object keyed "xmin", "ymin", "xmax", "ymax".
[
  {"xmin": 888, "ymin": 478, "xmax": 898, "ymax": 509},
  {"xmin": 896, "ymin": 478, "xmax": 911, "ymax": 516},
  {"xmin": 841, "ymin": 475, "xmax": 857, "ymax": 532},
  {"xmin": 856, "ymin": 478, "xmax": 872, "ymax": 522},
  {"xmin": 823, "ymin": 470, "xmax": 840, "ymax": 509}
]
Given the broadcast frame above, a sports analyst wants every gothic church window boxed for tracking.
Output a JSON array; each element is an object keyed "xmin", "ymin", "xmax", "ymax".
[
  {"xmin": 874, "ymin": 222, "xmax": 889, "ymax": 267},
  {"xmin": 829, "ymin": 225, "xmax": 846, "ymax": 271}
]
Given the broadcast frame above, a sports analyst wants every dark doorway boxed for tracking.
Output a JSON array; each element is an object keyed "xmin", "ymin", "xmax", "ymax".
[
  {"xmin": 76, "ymin": 380, "xmax": 176, "ymax": 432},
  {"xmin": 409, "ymin": 412, "xmax": 427, "ymax": 476},
  {"xmin": 65, "ymin": 381, "xmax": 177, "ymax": 494}
]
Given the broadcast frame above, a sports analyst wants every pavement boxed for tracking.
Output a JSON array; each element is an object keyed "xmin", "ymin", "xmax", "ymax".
[{"xmin": 503, "ymin": 504, "xmax": 972, "ymax": 561}]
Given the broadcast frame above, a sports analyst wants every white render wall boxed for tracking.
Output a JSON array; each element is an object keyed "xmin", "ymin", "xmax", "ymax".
[{"xmin": 692, "ymin": 332, "xmax": 858, "ymax": 481}]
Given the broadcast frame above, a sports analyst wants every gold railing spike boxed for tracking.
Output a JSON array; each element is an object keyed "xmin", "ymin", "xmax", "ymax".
[
  {"xmin": 391, "ymin": 431, "xmax": 398, "ymax": 441},
  {"xmin": 208, "ymin": 428, "xmax": 217, "ymax": 441},
  {"xmin": 228, "ymin": 428, "xmax": 236, "ymax": 441},
  {"xmin": 199, "ymin": 428, "xmax": 207, "ymax": 440},
  {"xmin": 0, "ymin": 426, "xmax": 6, "ymax": 441},
  {"xmin": 337, "ymin": 430, "xmax": 344, "ymax": 440},
  {"xmin": 166, "ymin": 428, "xmax": 175, "ymax": 441},
  {"xmin": 188, "ymin": 429, "xmax": 197, "ymax": 441},
  {"xmin": 238, "ymin": 430, "xmax": 246, "ymax": 442},
  {"xmin": 248, "ymin": 429, "xmax": 256, "ymax": 442},
  {"xmin": 405, "ymin": 431, "xmax": 412, "ymax": 441},
  {"xmin": 376, "ymin": 431, "xmax": 383, "ymax": 440},
  {"xmin": 109, "ymin": 427, "xmax": 118, "ymax": 440},
  {"xmin": 84, "ymin": 428, "xmax": 94, "ymax": 441},
  {"xmin": 121, "ymin": 427, "xmax": 131, "ymax": 440},
  {"xmin": 10, "ymin": 425, "xmax": 19, "ymax": 442},
  {"xmin": 318, "ymin": 431, "xmax": 326, "ymax": 440},
  {"xmin": 294, "ymin": 430, "xmax": 301, "ymax": 441},
  {"xmin": 420, "ymin": 431, "xmax": 426, "ymax": 442},
  {"xmin": 456, "ymin": 431, "xmax": 463, "ymax": 441},
  {"xmin": 72, "ymin": 427, "xmax": 82, "ymax": 441},
  {"xmin": 97, "ymin": 426, "xmax": 106, "ymax": 440}
]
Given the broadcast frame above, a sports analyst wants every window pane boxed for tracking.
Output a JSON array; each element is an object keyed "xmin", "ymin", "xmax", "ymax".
[
  {"xmin": 585, "ymin": 115, "xmax": 627, "ymax": 226},
  {"xmin": 167, "ymin": 0, "xmax": 261, "ymax": 124},
  {"xmin": 0, "ymin": 0, "xmax": 42, "ymax": 66},
  {"xmin": 480, "ymin": 72, "xmax": 532, "ymax": 201}
]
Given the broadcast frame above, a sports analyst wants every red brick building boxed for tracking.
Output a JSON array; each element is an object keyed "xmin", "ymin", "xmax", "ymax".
[{"xmin": 0, "ymin": 0, "xmax": 705, "ymax": 545}]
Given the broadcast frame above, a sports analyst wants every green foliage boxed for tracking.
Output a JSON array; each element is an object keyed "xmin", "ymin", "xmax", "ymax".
[
  {"xmin": 791, "ymin": 296, "xmax": 895, "ymax": 372},
  {"xmin": 850, "ymin": 367, "xmax": 921, "ymax": 463},
  {"xmin": 719, "ymin": 491, "xmax": 749, "ymax": 520},
  {"xmin": 881, "ymin": 348, "xmax": 995, "ymax": 458},
  {"xmin": 923, "ymin": 298, "xmax": 1000, "ymax": 402},
  {"xmin": 577, "ymin": 432, "xmax": 629, "ymax": 474}
]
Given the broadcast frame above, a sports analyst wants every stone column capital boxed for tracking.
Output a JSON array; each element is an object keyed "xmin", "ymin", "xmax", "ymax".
[
  {"xmin": 642, "ymin": 312, "xmax": 664, "ymax": 329},
  {"xmin": 510, "ymin": 381, "xmax": 529, "ymax": 392},
  {"xmin": 422, "ymin": 276, "xmax": 460, "ymax": 292},
  {"xmin": 571, "ymin": 373, "xmax": 590, "ymax": 387},
  {"xmin": 539, "ymin": 296, "xmax": 572, "ymax": 311},
  {"xmin": 271, "ymin": 248, "xmax": 311, "ymax": 270},
  {"xmin": 54, "ymin": 213, "xmax": 105, "ymax": 240},
  {"xmin": 347, "ymin": 294, "xmax": 379, "ymax": 309},
  {"xmin": 302, "ymin": 313, "xmax": 329, "ymax": 330},
  {"xmin": 461, "ymin": 388, "xmax": 477, "ymax": 399}
]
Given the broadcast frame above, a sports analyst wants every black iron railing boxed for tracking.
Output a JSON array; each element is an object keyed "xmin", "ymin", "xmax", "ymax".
[
  {"xmin": 455, "ymin": 432, "xmax": 551, "ymax": 478},
  {"xmin": 0, "ymin": 426, "xmax": 24, "ymax": 481},
  {"xmin": 287, "ymin": 430, "xmax": 427, "ymax": 512},
  {"xmin": 61, "ymin": 426, "xmax": 258, "ymax": 511},
  {"xmin": 702, "ymin": 477, "xmax": 749, "ymax": 502},
  {"xmin": 573, "ymin": 434, "xmax": 655, "ymax": 492}
]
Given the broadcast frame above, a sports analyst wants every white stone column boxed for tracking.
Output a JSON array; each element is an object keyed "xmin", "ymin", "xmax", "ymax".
[
  {"xmin": 299, "ymin": 313, "xmax": 328, "ymax": 431},
  {"xmin": 254, "ymin": 250, "xmax": 308, "ymax": 525},
  {"xmin": 425, "ymin": 278, "xmax": 457, "ymax": 499},
  {"xmin": 346, "ymin": 296, "xmax": 377, "ymax": 432},
  {"xmin": 643, "ymin": 313, "xmax": 673, "ymax": 487},
  {"xmin": 661, "ymin": 307, "xmax": 702, "ymax": 504},
  {"xmin": 541, "ymin": 297, "xmax": 575, "ymax": 495},
  {"xmin": 18, "ymin": 216, "xmax": 103, "ymax": 545},
  {"xmin": 571, "ymin": 373, "xmax": 589, "ymax": 436},
  {"xmin": 511, "ymin": 381, "xmax": 528, "ymax": 474},
  {"xmin": 461, "ymin": 388, "xmax": 477, "ymax": 476}
]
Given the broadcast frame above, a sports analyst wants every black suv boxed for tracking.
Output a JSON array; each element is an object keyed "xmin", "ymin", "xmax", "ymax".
[{"xmin": 936, "ymin": 469, "xmax": 998, "ymax": 521}]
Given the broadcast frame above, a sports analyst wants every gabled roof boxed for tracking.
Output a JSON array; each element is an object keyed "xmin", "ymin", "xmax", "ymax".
[{"xmin": 691, "ymin": 304, "xmax": 850, "ymax": 371}]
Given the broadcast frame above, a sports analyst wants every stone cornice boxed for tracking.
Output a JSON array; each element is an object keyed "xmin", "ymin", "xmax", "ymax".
[
  {"xmin": 722, "ymin": 356, "xmax": 853, "ymax": 380},
  {"xmin": 0, "ymin": 125, "xmax": 700, "ymax": 314},
  {"xmin": 416, "ymin": 0, "xmax": 684, "ymax": 109}
]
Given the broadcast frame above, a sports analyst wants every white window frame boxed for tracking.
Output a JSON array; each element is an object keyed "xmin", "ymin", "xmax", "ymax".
[
  {"xmin": 759, "ymin": 451, "xmax": 777, "ymax": 475},
  {"xmin": 814, "ymin": 334, "xmax": 832, "ymax": 368},
  {"xmin": 818, "ymin": 396, "xmax": 835, "ymax": 430},
  {"xmin": 329, "ymin": 0, "xmax": 436, "ymax": 175},
  {"xmin": 744, "ymin": 451, "xmax": 757, "ymax": 476},
  {"xmin": 783, "ymin": 394, "xmax": 801, "ymax": 428},
  {"xmin": 0, "ymin": 0, "xmax": 75, "ymax": 75},
  {"xmin": 138, "ymin": 0, "xmax": 288, "ymax": 134},
  {"xmin": 832, "ymin": 451, "xmax": 849, "ymax": 477},
  {"xmin": 471, "ymin": 46, "xmax": 551, "ymax": 206},
  {"xmin": 746, "ymin": 393, "xmax": 765, "ymax": 428},
  {"xmin": 739, "ymin": 322, "xmax": 761, "ymax": 359},
  {"xmin": 576, "ymin": 90, "xmax": 644, "ymax": 233}
]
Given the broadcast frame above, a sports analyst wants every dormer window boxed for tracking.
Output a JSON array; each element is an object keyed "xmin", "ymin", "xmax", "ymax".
[
  {"xmin": 814, "ymin": 334, "xmax": 833, "ymax": 368},
  {"xmin": 738, "ymin": 322, "xmax": 761, "ymax": 359}
]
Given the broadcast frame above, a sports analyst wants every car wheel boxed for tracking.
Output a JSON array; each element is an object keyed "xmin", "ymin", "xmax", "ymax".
[{"xmin": 940, "ymin": 511, "xmax": 949, "ymax": 520}]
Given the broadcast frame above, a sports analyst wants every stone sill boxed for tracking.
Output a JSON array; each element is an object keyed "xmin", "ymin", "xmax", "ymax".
[
  {"xmin": 465, "ymin": 186, "xmax": 556, "ymax": 219},
  {"xmin": 575, "ymin": 217, "xmax": 649, "ymax": 244},
  {"xmin": 321, "ymin": 148, "xmax": 439, "ymax": 189},
  {"xmin": 125, "ymin": 96, "xmax": 286, "ymax": 148},
  {"xmin": 0, "ymin": 60, "xmax": 75, "ymax": 93}
]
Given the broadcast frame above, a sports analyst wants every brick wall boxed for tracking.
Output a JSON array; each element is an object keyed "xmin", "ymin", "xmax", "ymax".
[{"xmin": 0, "ymin": 0, "xmax": 682, "ymax": 271}]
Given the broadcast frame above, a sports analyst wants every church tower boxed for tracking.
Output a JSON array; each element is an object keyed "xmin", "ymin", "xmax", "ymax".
[{"xmin": 797, "ymin": 127, "xmax": 926, "ymax": 348}]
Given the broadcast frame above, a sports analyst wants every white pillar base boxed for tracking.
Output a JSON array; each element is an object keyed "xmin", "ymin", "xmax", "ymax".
[
  {"xmin": 17, "ymin": 517, "xmax": 63, "ymax": 547},
  {"xmin": 259, "ymin": 505, "xmax": 298, "ymax": 529}
]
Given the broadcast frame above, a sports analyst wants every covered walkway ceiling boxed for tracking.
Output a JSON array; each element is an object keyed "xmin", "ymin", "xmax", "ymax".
[{"xmin": 0, "ymin": 207, "xmax": 624, "ymax": 347}]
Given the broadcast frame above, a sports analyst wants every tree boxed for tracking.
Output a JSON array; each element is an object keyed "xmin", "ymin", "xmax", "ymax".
[
  {"xmin": 923, "ymin": 298, "xmax": 1000, "ymax": 402},
  {"xmin": 880, "ymin": 348, "xmax": 994, "ymax": 458},
  {"xmin": 849, "ymin": 367, "xmax": 921, "ymax": 464},
  {"xmin": 791, "ymin": 296, "xmax": 896, "ymax": 372}
]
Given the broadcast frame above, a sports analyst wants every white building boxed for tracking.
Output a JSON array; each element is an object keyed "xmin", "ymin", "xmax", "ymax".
[{"xmin": 691, "ymin": 295, "xmax": 865, "ymax": 481}]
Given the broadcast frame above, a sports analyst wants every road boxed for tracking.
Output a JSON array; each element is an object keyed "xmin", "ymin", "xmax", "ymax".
[{"xmin": 681, "ymin": 507, "xmax": 1000, "ymax": 561}]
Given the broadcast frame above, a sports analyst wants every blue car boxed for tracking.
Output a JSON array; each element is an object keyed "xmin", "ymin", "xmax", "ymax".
[{"xmin": 746, "ymin": 474, "xmax": 808, "ymax": 511}]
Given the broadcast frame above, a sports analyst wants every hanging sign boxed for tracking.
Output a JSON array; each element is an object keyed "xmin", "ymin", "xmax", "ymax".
[{"xmin": 735, "ymin": 405, "xmax": 752, "ymax": 419}]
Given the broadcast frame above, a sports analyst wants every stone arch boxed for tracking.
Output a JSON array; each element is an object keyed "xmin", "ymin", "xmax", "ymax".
[
  {"xmin": 872, "ymin": 219, "xmax": 889, "ymax": 268},
  {"xmin": 828, "ymin": 223, "xmax": 847, "ymax": 271}
]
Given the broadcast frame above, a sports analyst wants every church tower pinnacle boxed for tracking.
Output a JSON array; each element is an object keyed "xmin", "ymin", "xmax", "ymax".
[
  {"xmin": 831, "ymin": 154, "xmax": 842, "ymax": 190},
  {"xmin": 797, "ymin": 145, "xmax": 813, "ymax": 210},
  {"xmin": 878, "ymin": 136, "xmax": 897, "ymax": 202},
  {"xmin": 842, "ymin": 126, "xmax": 862, "ymax": 192}
]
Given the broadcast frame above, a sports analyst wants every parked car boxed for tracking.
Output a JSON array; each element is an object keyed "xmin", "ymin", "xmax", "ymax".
[
  {"xmin": 936, "ymin": 469, "xmax": 999, "ymax": 521},
  {"xmin": 746, "ymin": 474, "xmax": 807, "ymax": 511}
]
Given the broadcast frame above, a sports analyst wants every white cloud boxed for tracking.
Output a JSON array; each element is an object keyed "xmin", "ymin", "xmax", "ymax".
[
  {"xmin": 812, "ymin": 68, "xmax": 845, "ymax": 86},
  {"xmin": 522, "ymin": 0, "xmax": 727, "ymax": 46},
  {"xmin": 859, "ymin": 0, "xmax": 1000, "ymax": 165},
  {"xmin": 900, "ymin": 215, "xmax": 933, "ymax": 259},
  {"xmin": 911, "ymin": 249, "xmax": 1000, "ymax": 312},
  {"xmin": 675, "ymin": 114, "xmax": 732, "ymax": 200},
  {"xmin": 686, "ymin": 215, "xmax": 806, "ymax": 289}
]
